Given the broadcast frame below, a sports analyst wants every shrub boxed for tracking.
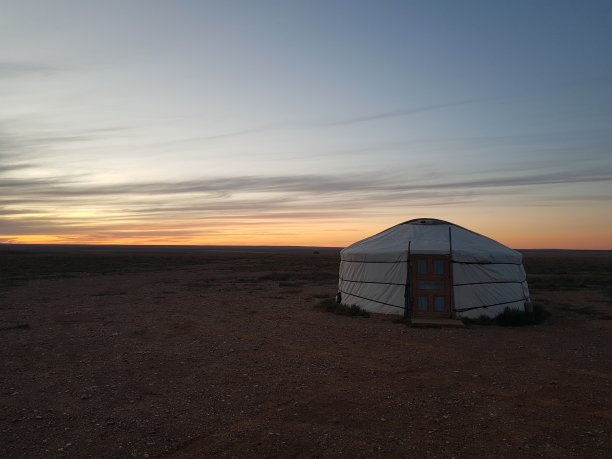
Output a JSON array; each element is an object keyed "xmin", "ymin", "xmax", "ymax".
[
  {"xmin": 462, "ymin": 302, "xmax": 549, "ymax": 327},
  {"xmin": 468, "ymin": 315, "xmax": 496, "ymax": 326},
  {"xmin": 495, "ymin": 303, "xmax": 550, "ymax": 326},
  {"xmin": 317, "ymin": 298, "xmax": 370, "ymax": 318},
  {"xmin": 0, "ymin": 322, "xmax": 30, "ymax": 331}
]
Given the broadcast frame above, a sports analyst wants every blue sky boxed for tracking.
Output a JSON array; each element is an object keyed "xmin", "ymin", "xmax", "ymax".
[{"xmin": 1, "ymin": 1, "xmax": 611, "ymax": 247}]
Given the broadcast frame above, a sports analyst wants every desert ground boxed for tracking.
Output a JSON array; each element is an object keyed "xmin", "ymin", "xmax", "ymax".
[{"xmin": 1, "ymin": 246, "xmax": 611, "ymax": 458}]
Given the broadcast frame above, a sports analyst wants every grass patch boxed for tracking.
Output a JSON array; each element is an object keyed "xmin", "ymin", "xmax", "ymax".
[
  {"xmin": 257, "ymin": 267, "xmax": 338, "ymax": 286},
  {"xmin": 0, "ymin": 322, "xmax": 31, "ymax": 331},
  {"xmin": 465, "ymin": 314, "xmax": 495, "ymax": 326},
  {"xmin": 258, "ymin": 272, "xmax": 295, "ymax": 282},
  {"xmin": 257, "ymin": 272, "xmax": 308, "ymax": 288},
  {"xmin": 0, "ymin": 252, "xmax": 212, "ymax": 292},
  {"xmin": 527, "ymin": 275, "xmax": 590, "ymax": 291},
  {"xmin": 495, "ymin": 304, "xmax": 550, "ymax": 326},
  {"xmin": 282, "ymin": 289, "xmax": 303, "ymax": 294},
  {"xmin": 278, "ymin": 280, "xmax": 305, "ymax": 287},
  {"xmin": 464, "ymin": 303, "xmax": 549, "ymax": 327},
  {"xmin": 183, "ymin": 279, "xmax": 218, "ymax": 289},
  {"xmin": 556, "ymin": 304, "xmax": 612, "ymax": 320},
  {"xmin": 317, "ymin": 298, "xmax": 370, "ymax": 317},
  {"xmin": 523, "ymin": 253, "xmax": 611, "ymax": 295},
  {"xmin": 235, "ymin": 278, "xmax": 258, "ymax": 284},
  {"xmin": 90, "ymin": 291, "xmax": 127, "ymax": 297}
]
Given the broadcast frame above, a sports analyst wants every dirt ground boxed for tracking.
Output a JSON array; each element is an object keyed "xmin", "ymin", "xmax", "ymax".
[{"xmin": 1, "ymin": 248, "xmax": 611, "ymax": 458}]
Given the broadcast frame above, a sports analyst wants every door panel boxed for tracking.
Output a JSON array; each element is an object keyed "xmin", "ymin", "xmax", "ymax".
[{"xmin": 411, "ymin": 255, "xmax": 452, "ymax": 318}]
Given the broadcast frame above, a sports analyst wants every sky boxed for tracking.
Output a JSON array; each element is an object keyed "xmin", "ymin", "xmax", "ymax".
[{"xmin": 1, "ymin": 0, "xmax": 611, "ymax": 249}]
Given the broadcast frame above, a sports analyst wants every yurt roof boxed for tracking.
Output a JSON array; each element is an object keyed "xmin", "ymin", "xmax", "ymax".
[{"xmin": 341, "ymin": 218, "xmax": 522, "ymax": 264}]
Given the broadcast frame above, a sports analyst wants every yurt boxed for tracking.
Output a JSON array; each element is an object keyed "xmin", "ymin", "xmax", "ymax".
[{"xmin": 338, "ymin": 218, "xmax": 530, "ymax": 320}]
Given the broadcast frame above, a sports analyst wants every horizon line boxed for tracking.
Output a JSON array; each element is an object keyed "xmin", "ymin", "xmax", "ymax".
[{"xmin": 1, "ymin": 243, "xmax": 611, "ymax": 252}]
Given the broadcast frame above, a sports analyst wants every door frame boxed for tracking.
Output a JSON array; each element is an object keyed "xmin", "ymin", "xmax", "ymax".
[{"xmin": 410, "ymin": 254, "xmax": 454, "ymax": 319}]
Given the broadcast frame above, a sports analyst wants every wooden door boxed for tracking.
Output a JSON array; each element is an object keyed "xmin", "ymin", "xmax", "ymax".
[{"xmin": 411, "ymin": 255, "xmax": 452, "ymax": 318}]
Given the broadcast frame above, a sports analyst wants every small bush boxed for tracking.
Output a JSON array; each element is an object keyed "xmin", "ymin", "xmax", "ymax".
[
  {"xmin": 464, "ymin": 315, "xmax": 495, "ymax": 326},
  {"xmin": 317, "ymin": 298, "xmax": 370, "ymax": 317},
  {"xmin": 278, "ymin": 280, "xmax": 305, "ymax": 287},
  {"xmin": 556, "ymin": 304, "xmax": 612, "ymax": 320},
  {"xmin": 463, "ymin": 303, "xmax": 549, "ymax": 327},
  {"xmin": 495, "ymin": 303, "xmax": 550, "ymax": 326},
  {"xmin": 0, "ymin": 322, "xmax": 31, "ymax": 331}
]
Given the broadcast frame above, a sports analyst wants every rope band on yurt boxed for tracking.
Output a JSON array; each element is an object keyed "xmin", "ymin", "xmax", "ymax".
[
  {"xmin": 453, "ymin": 298, "xmax": 529, "ymax": 313},
  {"xmin": 340, "ymin": 278, "xmax": 405, "ymax": 286},
  {"xmin": 340, "ymin": 259, "xmax": 405, "ymax": 264},
  {"xmin": 342, "ymin": 259, "xmax": 522, "ymax": 266},
  {"xmin": 448, "ymin": 226, "xmax": 455, "ymax": 315},
  {"xmin": 403, "ymin": 240, "xmax": 412, "ymax": 319},
  {"xmin": 453, "ymin": 279, "xmax": 527, "ymax": 287},
  {"xmin": 451, "ymin": 261, "xmax": 522, "ymax": 266},
  {"xmin": 338, "ymin": 290, "xmax": 405, "ymax": 310}
]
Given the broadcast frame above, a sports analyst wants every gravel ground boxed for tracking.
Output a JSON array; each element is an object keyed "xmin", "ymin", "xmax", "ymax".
[{"xmin": 1, "ymin": 249, "xmax": 611, "ymax": 458}]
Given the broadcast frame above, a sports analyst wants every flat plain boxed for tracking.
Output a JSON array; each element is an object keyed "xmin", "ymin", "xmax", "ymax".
[{"xmin": 1, "ymin": 246, "xmax": 611, "ymax": 458}]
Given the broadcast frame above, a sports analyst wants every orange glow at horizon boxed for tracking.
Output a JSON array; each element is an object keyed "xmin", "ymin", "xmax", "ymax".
[{"xmin": 3, "ymin": 219, "xmax": 611, "ymax": 249}]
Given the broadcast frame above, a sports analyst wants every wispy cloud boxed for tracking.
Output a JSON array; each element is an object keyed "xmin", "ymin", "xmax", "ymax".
[
  {"xmin": 0, "ymin": 163, "xmax": 32, "ymax": 173},
  {"xmin": 155, "ymin": 126, "xmax": 273, "ymax": 148},
  {"xmin": 0, "ymin": 122, "xmax": 129, "ymax": 155},
  {"xmin": 3, "ymin": 164, "xmax": 612, "ymax": 200},
  {"xmin": 2, "ymin": 114, "xmax": 611, "ymax": 243},
  {"xmin": 318, "ymin": 98, "xmax": 490, "ymax": 127},
  {"xmin": 0, "ymin": 61, "xmax": 59, "ymax": 79},
  {"xmin": 2, "ymin": 163, "xmax": 611, "ymax": 225}
]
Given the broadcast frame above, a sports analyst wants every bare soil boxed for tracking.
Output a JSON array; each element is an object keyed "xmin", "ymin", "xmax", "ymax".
[{"xmin": 1, "ymin": 248, "xmax": 611, "ymax": 458}]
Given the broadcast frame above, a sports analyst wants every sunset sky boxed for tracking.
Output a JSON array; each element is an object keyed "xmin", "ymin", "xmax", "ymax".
[{"xmin": 1, "ymin": 1, "xmax": 611, "ymax": 249}]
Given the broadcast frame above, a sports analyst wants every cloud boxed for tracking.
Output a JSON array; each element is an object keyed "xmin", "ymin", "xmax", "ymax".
[
  {"xmin": 154, "ymin": 126, "xmax": 273, "ymax": 149},
  {"xmin": 390, "ymin": 168, "xmax": 612, "ymax": 191},
  {"xmin": 2, "ymin": 164, "xmax": 611, "ymax": 213},
  {"xmin": 317, "ymin": 98, "xmax": 490, "ymax": 127},
  {"xmin": 0, "ymin": 61, "xmax": 58, "ymax": 79},
  {"xmin": 0, "ymin": 163, "xmax": 32, "ymax": 173},
  {"xmin": 2, "ymin": 162, "xmax": 612, "ymax": 202},
  {"xmin": 2, "ymin": 137, "xmax": 611, "ymax": 241},
  {"xmin": 0, "ymin": 123, "xmax": 129, "ymax": 150}
]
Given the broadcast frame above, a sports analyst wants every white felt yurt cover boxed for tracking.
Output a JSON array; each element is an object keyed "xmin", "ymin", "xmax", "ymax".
[{"xmin": 338, "ymin": 218, "xmax": 530, "ymax": 319}]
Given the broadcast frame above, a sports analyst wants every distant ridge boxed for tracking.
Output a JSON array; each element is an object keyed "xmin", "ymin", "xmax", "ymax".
[
  {"xmin": 0, "ymin": 244, "xmax": 342, "ymax": 255},
  {"xmin": 1, "ymin": 245, "xmax": 609, "ymax": 256},
  {"xmin": 517, "ymin": 249, "xmax": 612, "ymax": 257}
]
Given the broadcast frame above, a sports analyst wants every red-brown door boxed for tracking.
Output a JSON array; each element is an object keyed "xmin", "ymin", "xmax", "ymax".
[{"xmin": 411, "ymin": 255, "xmax": 452, "ymax": 318}]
